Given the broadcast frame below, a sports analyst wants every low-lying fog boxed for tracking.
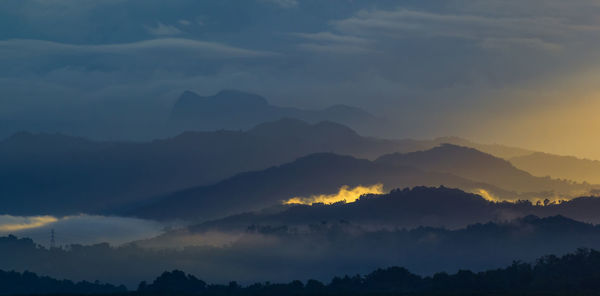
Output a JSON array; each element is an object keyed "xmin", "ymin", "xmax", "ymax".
[{"xmin": 0, "ymin": 214, "xmax": 165, "ymax": 247}]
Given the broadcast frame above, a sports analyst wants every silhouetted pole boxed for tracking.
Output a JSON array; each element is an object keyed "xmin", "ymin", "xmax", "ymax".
[{"xmin": 50, "ymin": 229, "xmax": 55, "ymax": 248}]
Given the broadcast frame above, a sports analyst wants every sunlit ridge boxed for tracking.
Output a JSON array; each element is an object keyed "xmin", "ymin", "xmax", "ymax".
[
  {"xmin": 283, "ymin": 184, "xmax": 384, "ymax": 205},
  {"xmin": 475, "ymin": 189, "xmax": 566, "ymax": 206}
]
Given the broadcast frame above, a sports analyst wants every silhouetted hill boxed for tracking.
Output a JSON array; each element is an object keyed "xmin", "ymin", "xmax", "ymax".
[
  {"xmin": 5, "ymin": 216, "xmax": 600, "ymax": 287},
  {"xmin": 0, "ymin": 266, "xmax": 125, "ymax": 295},
  {"xmin": 6, "ymin": 247, "xmax": 600, "ymax": 295},
  {"xmin": 395, "ymin": 136, "xmax": 535, "ymax": 160},
  {"xmin": 131, "ymin": 145, "xmax": 598, "ymax": 222},
  {"xmin": 391, "ymin": 140, "xmax": 600, "ymax": 185},
  {"xmin": 0, "ymin": 119, "xmax": 406, "ymax": 216},
  {"xmin": 130, "ymin": 155, "xmax": 511, "ymax": 221},
  {"xmin": 2, "ymin": 119, "xmax": 594, "ymax": 217},
  {"xmin": 151, "ymin": 187, "xmax": 600, "ymax": 236},
  {"xmin": 187, "ymin": 187, "xmax": 496, "ymax": 231},
  {"xmin": 376, "ymin": 144, "xmax": 594, "ymax": 196},
  {"xmin": 511, "ymin": 152, "xmax": 600, "ymax": 184},
  {"xmin": 169, "ymin": 90, "xmax": 380, "ymax": 134},
  {"xmin": 135, "ymin": 249, "xmax": 600, "ymax": 295}
]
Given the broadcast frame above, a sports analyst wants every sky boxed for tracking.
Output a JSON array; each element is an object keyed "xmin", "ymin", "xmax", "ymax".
[{"xmin": 2, "ymin": 0, "xmax": 600, "ymax": 158}]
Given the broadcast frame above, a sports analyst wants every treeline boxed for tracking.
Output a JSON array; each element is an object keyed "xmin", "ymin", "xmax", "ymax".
[
  {"xmin": 5, "ymin": 248, "xmax": 600, "ymax": 295},
  {"xmin": 135, "ymin": 248, "xmax": 600, "ymax": 295},
  {"xmin": 0, "ymin": 269, "xmax": 126, "ymax": 295}
]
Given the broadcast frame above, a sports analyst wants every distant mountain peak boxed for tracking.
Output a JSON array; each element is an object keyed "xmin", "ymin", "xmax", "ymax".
[{"xmin": 169, "ymin": 89, "xmax": 378, "ymax": 134}]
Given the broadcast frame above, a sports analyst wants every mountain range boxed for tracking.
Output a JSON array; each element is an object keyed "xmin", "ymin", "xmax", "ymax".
[
  {"xmin": 0, "ymin": 119, "xmax": 403, "ymax": 215},
  {"xmin": 168, "ymin": 187, "xmax": 600, "ymax": 237},
  {"xmin": 1, "ymin": 117, "xmax": 598, "ymax": 218},
  {"xmin": 376, "ymin": 144, "xmax": 590, "ymax": 195},
  {"xmin": 169, "ymin": 89, "xmax": 382, "ymax": 136},
  {"xmin": 510, "ymin": 152, "xmax": 600, "ymax": 184},
  {"xmin": 130, "ymin": 146, "xmax": 597, "ymax": 222},
  {"xmin": 128, "ymin": 154, "xmax": 507, "ymax": 221}
]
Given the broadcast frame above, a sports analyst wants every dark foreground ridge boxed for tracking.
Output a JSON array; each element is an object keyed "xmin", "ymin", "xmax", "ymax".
[
  {"xmin": 0, "ymin": 269, "xmax": 126, "ymax": 295},
  {"xmin": 5, "ymin": 248, "xmax": 600, "ymax": 295},
  {"xmin": 137, "ymin": 248, "xmax": 600, "ymax": 295}
]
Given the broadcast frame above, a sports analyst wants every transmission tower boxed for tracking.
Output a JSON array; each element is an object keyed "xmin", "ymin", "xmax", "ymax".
[{"xmin": 50, "ymin": 229, "xmax": 55, "ymax": 248}]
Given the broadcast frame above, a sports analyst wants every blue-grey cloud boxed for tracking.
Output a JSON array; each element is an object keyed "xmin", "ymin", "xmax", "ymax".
[
  {"xmin": 2, "ymin": 0, "xmax": 600, "ymax": 156},
  {"xmin": 0, "ymin": 38, "xmax": 277, "ymax": 59}
]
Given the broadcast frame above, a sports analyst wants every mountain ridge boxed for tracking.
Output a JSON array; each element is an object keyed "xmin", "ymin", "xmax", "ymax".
[{"xmin": 168, "ymin": 89, "xmax": 380, "ymax": 135}]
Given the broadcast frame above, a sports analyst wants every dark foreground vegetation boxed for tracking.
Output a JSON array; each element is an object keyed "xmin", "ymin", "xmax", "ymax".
[
  {"xmin": 5, "ymin": 248, "xmax": 600, "ymax": 295},
  {"xmin": 0, "ymin": 270, "xmax": 126, "ymax": 295}
]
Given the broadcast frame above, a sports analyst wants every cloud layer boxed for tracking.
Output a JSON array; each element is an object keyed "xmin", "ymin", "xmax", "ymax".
[{"xmin": 2, "ymin": 0, "xmax": 600, "ymax": 157}]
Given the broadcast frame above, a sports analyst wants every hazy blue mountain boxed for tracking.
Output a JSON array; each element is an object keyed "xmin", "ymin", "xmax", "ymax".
[
  {"xmin": 2, "ymin": 116, "xmax": 593, "ymax": 217},
  {"xmin": 169, "ymin": 90, "xmax": 382, "ymax": 135},
  {"xmin": 129, "ymin": 155, "xmax": 517, "ymax": 221},
  {"xmin": 130, "ymin": 145, "xmax": 598, "ymax": 222},
  {"xmin": 376, "ymin": 144, "xmax": 595, "ymax": 196},
  {"xmin": 392, "ymin": 136, "xmax": 535, "ymax": 160},
  {"xmin": 510, "ymin": 152, "xmax": 600, "ymax": 184},
  {"xmin": 394, "ymin": 139, "xmax": 600, "ymax": 184},
  {"xmin": 0, "ymin": 119, "xmax": 405, "ymax": 216}
]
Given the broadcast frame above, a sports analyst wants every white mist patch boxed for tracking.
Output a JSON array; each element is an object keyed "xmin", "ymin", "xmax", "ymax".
[
  {"xmin": 0, "ymin": 215, "xmax": 165, "ymax": 247},
  {"xmin": 283, "ymin": 184, "xmax": 384, "ymax": 205}
]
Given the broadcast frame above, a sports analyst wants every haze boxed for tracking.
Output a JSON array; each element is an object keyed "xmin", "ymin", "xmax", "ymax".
[
  {"xmin": 2, "ymin": 0, "xmax": 600, "ymax": 158},
  {"xmin": 4, "ymin": 1, "xmax": 600, "ymax": 295}
]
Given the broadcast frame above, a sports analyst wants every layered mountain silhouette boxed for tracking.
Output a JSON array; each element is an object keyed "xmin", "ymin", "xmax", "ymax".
[
  {"xmin": 376, "ymin": 144, "xmax": 593, "ymax": 196},
  {"xmin": 174, "ymin": 187, "xmax": 600, "ymax": 236},
  {"xmin": 130, "ymin": 145, "xmax": 597, "ymax": 221},
  {"xmin": 394, "ymin": 139, "xmax": 600, "ymax": 184},
  {"xmin": 169, "ymin": 90, "xmax": 381, "ymax": 135},
  {"xmin": 2, "ymin": 117, "xmax": 595, "ymax": 217},
  {"xmin": 510, "ymin": 152, "xmax": 600, "ymax": 184},
  {"xmin": 130, "ymin": 147, "xmax": 595, "ymax": 222},
  {"xmin": 129, "ymin": 154, "xmax": 504, "ymax": 221},
  {"xmin": 393, "ymin": 136, "xmax": 534, "ymax": 160},
  {"xmin": 0, "ymin": 119, "xmax": 407, "ymax": 215}
]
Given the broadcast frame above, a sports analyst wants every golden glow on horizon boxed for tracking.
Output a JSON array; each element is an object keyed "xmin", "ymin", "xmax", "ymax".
[
  {"xmin": 0, "ymin": 216, "xmax": 58, "ymax": 232},
  {"xmin": 470, "ymin": 71, "xmax": 600, "ymax": 161},
  {"xmin": 283, "ymin": 184, "xmax": 384, "ymax": 205},
  {"xmin": 475, "ymin": 189, "xmax": 504, "ymax": 203}
]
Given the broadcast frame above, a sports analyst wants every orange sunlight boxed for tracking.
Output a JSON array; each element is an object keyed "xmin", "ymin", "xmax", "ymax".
[
  {"xmin": 0, "ymin": 216, "xmax": 58, "ymax": 232},
  {"xmin": 283, "ymin": 184, "xmax": 384, "ymax": 205}
]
